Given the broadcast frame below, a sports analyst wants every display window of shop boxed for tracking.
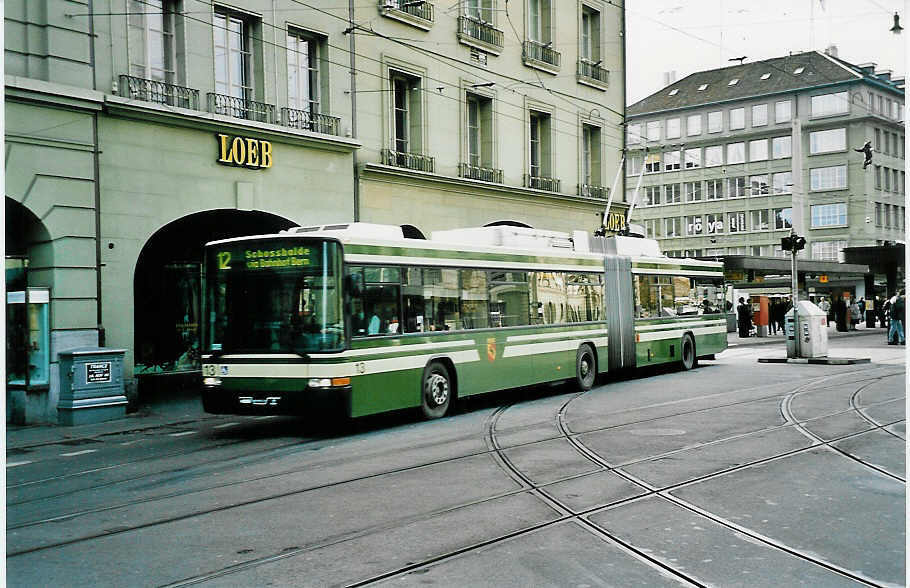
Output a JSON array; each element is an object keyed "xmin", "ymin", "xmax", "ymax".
[{"xmin": 6, "ymin": 258, "xmax": 49, "ymax": 388}]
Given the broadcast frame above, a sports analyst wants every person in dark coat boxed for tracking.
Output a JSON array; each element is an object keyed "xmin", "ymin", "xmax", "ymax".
[
  {"xmin": 737, "ymin": 297, "xmax": 752, "ymax": 338},
  {"xmin": 834, "ymin": 296, "xmax": 848, "ymax": 332}
]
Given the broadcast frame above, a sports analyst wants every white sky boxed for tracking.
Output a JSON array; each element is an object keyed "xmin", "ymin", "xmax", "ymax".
[{"xmin": 626, "ymin": 0, "xmax": 907, "ymax": 104}]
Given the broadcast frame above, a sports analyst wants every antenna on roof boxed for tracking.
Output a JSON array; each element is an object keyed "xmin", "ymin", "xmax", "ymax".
[{"xmin": 728, "ymin": 56, "xmax": 747, "ymax": 65}]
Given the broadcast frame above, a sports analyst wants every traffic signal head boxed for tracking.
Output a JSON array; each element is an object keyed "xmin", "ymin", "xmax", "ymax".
[{"xmin": 781, "ymin": 235, "xmax": 806, "ymax": 251}]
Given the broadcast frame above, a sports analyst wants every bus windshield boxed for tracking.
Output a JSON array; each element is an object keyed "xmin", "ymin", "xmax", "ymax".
[{"xmin": 204, "ymin": 238, "xmax": 344, "ymax": 354}]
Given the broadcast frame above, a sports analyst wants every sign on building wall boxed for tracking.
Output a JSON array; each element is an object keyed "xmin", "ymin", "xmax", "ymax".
[
  {"xmin": 604, "ymin": 211, "xmax": 626, "ymax": 232},
  {"xmin": 216, "ymin": 134, "xmax": 273, "ymax": 169}
]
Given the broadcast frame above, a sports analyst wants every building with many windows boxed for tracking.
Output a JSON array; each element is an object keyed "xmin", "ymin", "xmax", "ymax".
[
  {"xmin": 625, "ymin": 51, "xmax": 904, "ymax": 266},
  {"xmin": 5, "ymin": 0, "xmax": 625, "ymax": 422}
]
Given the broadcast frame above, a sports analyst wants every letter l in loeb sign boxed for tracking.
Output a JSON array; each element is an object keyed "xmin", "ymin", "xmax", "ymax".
[{"xmin": 217, "ymin": 134, "xmax": 273, "ymax": 169}]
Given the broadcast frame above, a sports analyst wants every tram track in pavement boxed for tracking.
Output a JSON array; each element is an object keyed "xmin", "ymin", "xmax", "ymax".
[
  {"xmin": 8, "ymin": 365, "xmax": 903, "ymax": 586},
  {"xmin": 7, "ymin": 367, "xmax": 902, "ymax": 539}
]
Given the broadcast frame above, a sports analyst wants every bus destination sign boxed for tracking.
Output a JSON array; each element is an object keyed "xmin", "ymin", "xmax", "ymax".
[{"xmin": 217, "ymin": 246, "xmax": 313, "ymax": 271}]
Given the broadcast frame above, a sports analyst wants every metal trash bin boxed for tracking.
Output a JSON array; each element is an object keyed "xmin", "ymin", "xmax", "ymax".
[
  {"xmin": 57, "ymin": 348, "xmax": 128, "ymax": 426},
  {"xmin": 785, "ymin": 301, "xmax": 829, "ymax": 358}
]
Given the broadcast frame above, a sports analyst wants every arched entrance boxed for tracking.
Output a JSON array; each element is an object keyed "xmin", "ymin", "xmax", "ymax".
[
  {"xmin": 133, "ymin": 210, "xmax": 294, "ymax": 376},
  {"xmin": 6, "ymin": 198, "xmax": 54, "ymax": 421},
  {"xmin": 401, "ymin": 224, "xmax": 426, "ymax": 239}
]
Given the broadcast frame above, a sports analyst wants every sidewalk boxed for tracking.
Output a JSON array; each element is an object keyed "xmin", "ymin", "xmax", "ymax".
[{"xmin": 726, "ymin": 323, "xmax": 888, "ymax": 347}]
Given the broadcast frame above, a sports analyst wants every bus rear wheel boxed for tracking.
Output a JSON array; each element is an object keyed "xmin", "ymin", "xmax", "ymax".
[
  {"xmin": 680, "ymin": 334, "xmax": 697, "ymax": 371},
  {"xmin": 575, "ymin": 344, "xmax": 596, "ymax": 391},
  {"xmin": 420, "ymin": 361, "xmax": 452, "ymax": 419}
]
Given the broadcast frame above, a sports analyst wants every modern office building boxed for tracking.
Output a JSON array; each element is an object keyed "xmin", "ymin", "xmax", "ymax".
[
  {"xmin": 5, "ymin": 0, "xmax": 625, "ymax": 422},
  {"xmin": 626, "ymin": 51, "xmax": 905, "ymax": 267}
]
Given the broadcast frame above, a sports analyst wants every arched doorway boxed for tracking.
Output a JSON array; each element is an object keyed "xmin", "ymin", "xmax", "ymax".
[
  {"xmin": 133, "ymin": 210, "xmax": 294, "ymax": 376},
  {"xmin": 6, "ymin": 198, "xmax": 54, "ymax": 420},
  {"xmin": 401, "ymin": 224, "xmax": 426, "ymax": 239}
]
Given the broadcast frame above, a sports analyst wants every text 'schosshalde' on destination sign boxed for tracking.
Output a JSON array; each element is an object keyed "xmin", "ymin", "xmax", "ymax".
[{"xmin": 216, "ymin": 246, "xmax": 313, "ymax": 271}]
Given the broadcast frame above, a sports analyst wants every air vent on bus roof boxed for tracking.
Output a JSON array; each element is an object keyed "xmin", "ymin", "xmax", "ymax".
[
  {"xmin": 289, "ymin": 226, "xmax": 321, "ymax": 233},
  {"xmin": 322, "ymin": 224, "xmax": 350, "ymax": 230}
]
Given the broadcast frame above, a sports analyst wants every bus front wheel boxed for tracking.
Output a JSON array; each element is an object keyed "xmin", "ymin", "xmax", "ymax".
[
  {"xmin": 575, "ymin": 344, "xmax": 596, "ymax": 391},
  {"xmin": 420, "ymin": 361, "xmax": 452, "ymax": 419},
  {"xmin": 680, "ymin": 334, "xmax": 697, "ymax": 371}
]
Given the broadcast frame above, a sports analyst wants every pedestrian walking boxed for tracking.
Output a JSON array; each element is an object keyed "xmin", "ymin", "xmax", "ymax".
[
  {"xmin": 888, "ymin": 291, "xmax": 905, "ymax": 345},
  {"xmin": 768, "ymin": 299, "xmax": 778, "ymax": 335},
  {"xmin": 834, "ymin": 296, "xmax": 848, "ymax": 332},
  {"xmin": 737, "ymin": 297, "xmax": 752, "ymax": 338},
  {"xmin": 849, "ymin": 299, "xmax": 861, "ymax": 331}
]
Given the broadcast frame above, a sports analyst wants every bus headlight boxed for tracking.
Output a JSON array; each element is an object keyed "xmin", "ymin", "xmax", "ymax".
[
  {"xmin": 203, "ymin": 377, "xmax": 222, "ymax": 386},
  {"xmin": 308, "ymin": 377, "xmax": 351, "ymax": 388}
]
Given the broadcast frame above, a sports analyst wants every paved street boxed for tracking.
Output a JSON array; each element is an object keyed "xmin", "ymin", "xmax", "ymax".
[{"xmin": 6, "ymin": 332, "xmax": 905, "ymax": 587}]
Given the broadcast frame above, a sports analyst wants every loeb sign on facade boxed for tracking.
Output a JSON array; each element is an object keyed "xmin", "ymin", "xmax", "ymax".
[{"xmin": 217, "ymin": 134, "xmax": 273, "ymax": 169}]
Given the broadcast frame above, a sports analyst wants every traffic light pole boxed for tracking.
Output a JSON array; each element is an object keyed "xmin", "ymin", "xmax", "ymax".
[{"xmin": 790, "ymin": 230, "xmax": 799, "ymax": 358}]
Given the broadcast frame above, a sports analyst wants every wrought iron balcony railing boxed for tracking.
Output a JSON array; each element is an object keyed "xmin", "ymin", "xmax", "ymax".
[
  {"xmin": 119, "ymin": 75, "xmax": 200, "ymax": 109},
  {"xmin": 578, "ymin": 184, "xmax": 608, "ymax": 199},
  {"xmin": 381, "ymin": 0, "xmax": 434, "ymax": 22},
  {"xmin": 577, "ymin": 59, "xmax": 610, "ymax": 87},
  {"xmin": 458, "ymin": 16, "xmax": 504, "ymax": 50},
  {"xmin": 522, "ymin": 40, "xmax": 561, "ymax": 69},
  {"xmin": 280, "ymin": 107, "xmax": 340, "ymax": 135},
  {"xmin": 524, "ymin": 174, "xmax": 561, "ymax": 192},
  {"xmin": 460, "ymin": 163, "xmax": 503, "ymax": 183},
  {"xmin": 382, "ymin": 148, "xmax": 435, "ymax": 173},
  {"xmin": 207, "ymin": 93, "xmax": 275, "ymax": 124}
]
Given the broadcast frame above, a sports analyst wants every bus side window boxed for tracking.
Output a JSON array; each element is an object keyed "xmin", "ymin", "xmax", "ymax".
[
  {"xmin": 363, "ymin": 285, "xmax": 401, "ymax": 335},
  {"xmin": 402, "ymin": 267, "xmax": 425, "ymax": 333},
  {"xmin": 567, "ymin": 273, "xmax": 604, "ymax": 322},
  {"xmin": 489, "ymin": 271, "xmax": 529, "ymax": 327},
  {"xmin": 347, "ymin": 266, "xmax": 367, "ymax": 336},
  {"xmin": 533, "ymin": 272, "xmax": 567, "ymax": 325},
  {"xmin": 460, "ymin": 270, "xmax": 489, "ymax": 329},
  {"xmin": 423, "ymin": 268, "xmax": 460, "ymax": 331}
]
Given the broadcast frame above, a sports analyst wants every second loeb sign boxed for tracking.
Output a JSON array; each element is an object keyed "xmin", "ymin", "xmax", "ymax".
[{"xmin": 217, "ymin": 134, "xmax": 273, "ymax": 169}]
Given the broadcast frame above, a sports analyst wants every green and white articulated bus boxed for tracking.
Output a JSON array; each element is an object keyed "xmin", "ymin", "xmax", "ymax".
[{"xmin": 201, "ymin": 223, "xmax": 727, "ymax": 419}]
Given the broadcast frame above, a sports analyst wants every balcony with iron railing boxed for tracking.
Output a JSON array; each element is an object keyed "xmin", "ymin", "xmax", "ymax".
[
  {"xmin": 118, "ymin": 75, "xmax": 200, "ymax": 109},
  {"xmin": 524, "ymin": 174, "xmax": 561, "ymax": 192},
  {"xmin": 207, "ymin": 92, "xmax": 276, "ymax": 124},
  {"xmin": 379, "ymin": 0, "xmax": 434, "ymax": 30},
  {"xmin": 280, "ymin": 107, "xmax": 340, "ymax": 135},
  {"xmin": 522, "ymin": 40, "xmax": 561, "ymax": 74},
  {"xmin": 578, "ymin": 184, "xmax": 608, "ymax": 199},
  {"xmin": 457, "ymin": 16, "xmax": 504, "ymax": 55},
  {"xmin": 382, "ymin": 148, "xmax": 435, "ymax": 173},
  {"xmin": 577, "ymin": 59, "xmax": 610, "ymax": 90},
  {"xmin": 460, "ymin": 163, "xmax": 503, "ymax": 183}
]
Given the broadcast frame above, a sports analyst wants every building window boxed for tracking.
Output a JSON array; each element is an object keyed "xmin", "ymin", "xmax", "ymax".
[
  {"xmin": 750, "ymin": 174, "xmax": 769, "ymax": 196},
  {"xmin": 771, "ymin": 171, "xmax": 792, "ymax": 194},
  {"xmin": 884, "ymin": 167, "xmax": 891, "ymax": 191},
  {"xmin": 581, "ymin": 123, "xmax": 601, "ymax": 187},
  {"xmin": 529, "ymin": 110, "xmax": 551, "ymax": 178},
  {"xmin": 726, "ymin": 142, "xmax": 745, "ymax": 164},
  {"xmin": 687, "ymin": 114, "xmax": 701, "ymax": 136},
  {"xmin": 287, "ymin": 29, "xmax": 321, "ymax": 114},
  {"xmin": 810, "ymin": 203, "xmax": 847, "ymax": 228},
  {"xmin": 749, "ymin": 139, "xmax": 768, "ymax": 161},
  {"xmin": 663, "ymin": 150, "xmax": 681, "ymax": 171},
  {"xmin": 128, "ymin": 0, "xmax": 176, "ymax": 83},
  {"xmin": 706, "ymin": 213, "xmax": 724, "ymax": 234},
  {"xmin": 644, "ymin": 185, "xmax": 661, "ymax": 206},
  {"xmin": 773, "ymin": 207, "xmax": 792, "ymax": 230},
  {"xmin": 644, "ymin": 219, "xmax": 662, "ymax": 238},
  {"xmin": 810, "ymin": 165, "xmax": 847, "ymax": 190},
  {"xmin": 464, "ymin": 0, "xmax": 495, "ymax": 22},
  {"xmin": 772, "ymin": 136, "xmax": 792, "ymax": 159},
  {"xmin": 527, "ymin": 0, "xmax": 551, "ymax": 44},
  {"xmin": 466, "ymin": 93, "xmax": 493, "ymax": 168},
  {"xmin": 874, "ymin": 165, "xmax": 882, "ymax": 189},
  {"xmin": 751, "ymin": 209, "xmax": 770, "ymax": 231},
  {"xmin": 728, "ymin": 211, "xmax": 747, "ymax": 233},
  {"xmin": 665, "ymin": 217, "xmax": 682, "ymax": 237},
  {"xmin": 644, "ymin": 153, "xmax": 661, "ymax": 174},
  {"xmin": 877, "ymin": 95, "xmax": 884, "ymax": 115},
  {"xmin": 704, "ymin": 145, "xmax": 722, "ymax": 167},
  {"xmin": 391, "ymin": 70, "xmax": 423, "ymax": 155},
  {"xmin": 810, "ymin": 91, "xmax": 849, "ymax": 117},
  {"xmin": 666, "ymin": 117, "xmax": 681, "ymax": 139},
  {"xmin": 775, "ymin": 100, "xmax": 791, "ymax": 123},
  {"xmin": 580, "ymin": 6, "xmax": 600, "ymax": 63},
  {"xmin": 708, "ymin": 111, "xmax": 722, "ymax": 133},
  {"xmin": 626, "ymin": 154, "xmax": 642, "ymax": 176},
  {"xmin": 809, "ymin": 128, "xmax": 846, "ymax": 154},
  {"xmin": 729, "ymin": 107, "xmax": 745, "ymax": 130},
  {"xmin": 752, "ymin": 104, "xmax": 767, "ymax": 127},
  {"xmin": 869, "ymin": 92, "xmax": 876, "ymax": 112},
  {"xmin": 646, "ymin": 121, "xmax": 660, "ymax": 141},
  {"xmin": 627, "ymin": 123, "xmax": 641, "ymax": 144},
  {"xmin": 884, "ymin": 204, "xmax": 892, "ymax": 228},
  {"xmin": 684, "ymin": 181, "xmax": 701, "ymax": 202},
  {"xmin": 684, "ymin": 147, "xmax": 700, "ymax": 168},
  {"xmin": 727, "ymin": 176, "xmax": 746, "ymax": 198},
  {"xmin": 686, "ymin": 215, "xmax": 703, "ymax": 236},
  {"xmin": 214, "ymin": 8, "xmax": 252, "ymax": 100},
  {"xmin": 706, "ymin": 178, "xmax": 723, "ymax": 200},
  {"xmin": 875, "ymin": 202, "xmax": 882, "ymax": 226},
  {"xmin": 665, "ymin": 183, "xmax": 682, "ymax": 204},
  {"xmin": 811, "ymin": 240, "xmax": 846, "ymax": 262},
  {"xmin": 874, "ymin": 128, "xmax": 881, "ymax": 152}
]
